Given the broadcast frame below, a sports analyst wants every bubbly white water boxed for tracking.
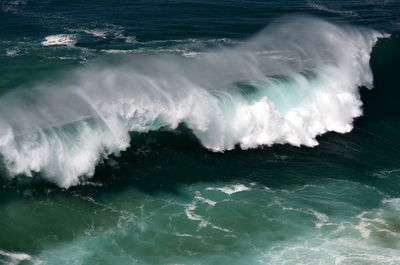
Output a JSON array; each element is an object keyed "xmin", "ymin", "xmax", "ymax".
[
  {"xmin": 206, "ymin": 184, "xmax": 250, "ymax": 195},
  {"xmin": 41, "ymin": 34, "xmax": 77, "ymax": 46},
  {"xmin": 0, "ymin": 250, "xmax": 32, "ymax": 265},
  {"xmin": 308, "ymin": 1, "xmax": 359, "ymax": 17},
  {"xmin": 68, "ymin": 25, "xmax": 137, "ymax": 44},
  {"xmin": 0, "ymin": 16, "xmax": 384, "ymax": 187}
]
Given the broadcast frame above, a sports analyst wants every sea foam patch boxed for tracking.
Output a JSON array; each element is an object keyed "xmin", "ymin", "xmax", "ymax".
[
  {"xmin": 0, "ymin": 249, "xmax": 32, "ymax": 264},
  {"xmin": 206, "ymin": 184, "xmax": 251, "ymax": 195},
  {"xmin": 41, "ymin": 34, "xmax": 77, "ymax": 47}
]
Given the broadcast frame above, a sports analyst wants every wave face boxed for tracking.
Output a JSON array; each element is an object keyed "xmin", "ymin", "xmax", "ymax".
[{"xmin": 0, "ymin": 16, "xmax": 383, "ymax": 187}]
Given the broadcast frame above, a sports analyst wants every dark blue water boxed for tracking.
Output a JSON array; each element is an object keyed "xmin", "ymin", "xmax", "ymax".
[{"xmin": 1, "ymin": 1, "xmax": 400, "ymax": 264}]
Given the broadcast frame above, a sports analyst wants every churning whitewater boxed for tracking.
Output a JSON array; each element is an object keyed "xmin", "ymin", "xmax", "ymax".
[{"xmin": 0, "ymin": 16, "xmax": 384, "ymax": 187}]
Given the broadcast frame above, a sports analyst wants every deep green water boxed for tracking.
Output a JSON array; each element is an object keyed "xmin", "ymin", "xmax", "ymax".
[{"xmin": 1, "ymin": 1, "xmax": 400, "ymax": 264}]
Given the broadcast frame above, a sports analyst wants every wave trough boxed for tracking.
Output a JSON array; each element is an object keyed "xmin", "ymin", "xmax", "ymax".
[{"xmin": 0, "ymin": 16, "xmax": 384, "ymax": 187}]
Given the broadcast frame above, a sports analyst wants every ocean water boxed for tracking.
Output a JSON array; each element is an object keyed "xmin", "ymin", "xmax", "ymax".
[{"xmin": 1, "ymin": 0, "xmax": 400, "ymax": 264}]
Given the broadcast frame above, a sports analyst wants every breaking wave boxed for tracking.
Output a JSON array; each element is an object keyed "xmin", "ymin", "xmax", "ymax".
[{"xmin": 0, "ymin": 16, "xmax": 384, "ymax": 187}]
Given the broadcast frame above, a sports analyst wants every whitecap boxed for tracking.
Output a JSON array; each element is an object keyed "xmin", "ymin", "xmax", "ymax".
[
  {"xmin": 41, "ymin": 34, "xmax": 77, "ymax": 47},
  {"xmin": 194, "ymin": 192, "xmax": 217, "ymax": 206},
  {"xmin": 308, "ymin": 1, "xmax": 359, "ymax": 17},
  {"xmin": 1, "ymin": 0, "xmax": 27, "ymax": 13},
  {"xmin": 0, "ymin": 249, "xmax": 32, "ymax": 265},
  {"xmin": 184, "ymin": 202, "xmax": 230, "ymax": 232},
  {"xmin": 69, "ymin": 26, "xmax": 137, "ymax": 44},
  {"xmin": 206, "ymin": 184, "xmax": 250, "ymax": 195},
  {"xmin": 5, "ymin": 47, "xmax": 20, "ymax": 57}
]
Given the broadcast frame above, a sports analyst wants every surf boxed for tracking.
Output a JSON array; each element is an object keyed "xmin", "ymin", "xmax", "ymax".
[{"xmin": 0, "ymin": 16, "xmax": 385, "ymax": 187}]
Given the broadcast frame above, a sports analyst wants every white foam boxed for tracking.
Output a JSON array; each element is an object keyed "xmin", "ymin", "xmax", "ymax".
[
  {"xmin": 69, "ymin": 26, "xmax": 137, "ymax": 43},
  {"xmin": 309, "ymin": 209, "xmax": 330, "ymax": 228},
  {"xmin": 355, "ymin": 215, "xmax": 372, "ymax": 238},
  {"xmin": 140, "ymin": 38, "xmax": 234, "ymax": 45},
  {"xmin": 265, "ymin": 237, "xmax": 400, "ymax": 265},
  {"xmin": 185, "ymin": 198, "xmax": 230, "ymax": 232},
  {"xmin": 281, "ymin": 206, "xmax": 331, "ymax": 228},
  {"xmin": 0, "ymin": 249, "xmax": 32, "ymax": 265},
  {"xmin": 120, "ymin": 36, "xmax": 137, "ymax": 44},
  {"xmin": 308, "ymin": 1, "xmax": 358, "ymax": 17},
  {"xmin": 184, "ymin": 203, "xmax": 209, "ymax": 228},
  {"xmin": 101, "ymin": 49, "xmax": 134, "ymax": 54},
  {"xmin": 0, "ymin": 16, "xmax": 385, "ymax": 187},
  {"xmin": 195, "ymin": 192, "xmax": 217, "ymax": 206},
  {"xmin": 266, "ymin": 197, "xmax": 400, "ymax": 264},
  {"xmin": 101, "ymin": 48, "xmax": 206, "ymax": 58},
  {"xmin": 81, "ymin": 29, "xmax": 108, "ymax": 38},
  {"xmin": 206, "ymin": 184, "xmax": 250, "ymax": 195},
  {"xmin": 382, "ymin": 198, "xmax": 400, "ymax": 206},
  {"xmin": 1, "ymin": 0, "xmax": 27, "ymax": 13},
  {"xmin": 368, "ymin": 169, "xmax": 400, "ymax": 179},
  {"xmin": 173, "ymin": 233, "xmax": 203, "ymax": 239},
  {"xmin": 41, "ymin": 34, "xmax": 77, "ymax": 47},
  {"xmin": 182, "ymin": 51, "xmax": 199, "ymax": 58},
  {"xmin": 5, "ymin": 47, "xmax": 20, "ymax": 57}
]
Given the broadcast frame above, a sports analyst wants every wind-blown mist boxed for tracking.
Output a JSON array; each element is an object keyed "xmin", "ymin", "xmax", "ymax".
[{"xmin": 0, "ymin": 16, "xmax": 383, "ymax": 187}]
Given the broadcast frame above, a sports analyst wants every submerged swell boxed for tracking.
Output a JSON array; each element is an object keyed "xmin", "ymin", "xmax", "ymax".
[{"xmin": 0, "ymin": 16, "xmax": 384, "ymax": 187}]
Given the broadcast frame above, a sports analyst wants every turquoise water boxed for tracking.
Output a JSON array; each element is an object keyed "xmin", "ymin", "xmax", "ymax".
[{"xmin": 1, "ymin": 1, "xmax": 400, "ymax": 264}]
